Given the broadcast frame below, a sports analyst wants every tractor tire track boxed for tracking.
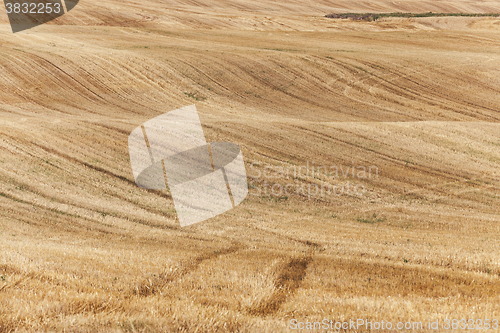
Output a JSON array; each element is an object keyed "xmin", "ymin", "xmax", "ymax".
[
  {"xmin": 131, "ymin": 241, "xmax": 243, "ymax": 297},
  {"xmin": 248, "ymin": 255, "xmax": 312, "ymax": 316},
  {"xmin": 244, "ymin": 224, "xmax": 319, "ymax": 316}
]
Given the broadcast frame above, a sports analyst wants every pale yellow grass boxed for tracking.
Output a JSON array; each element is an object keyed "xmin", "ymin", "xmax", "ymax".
[{"xmin": 1, "ymin": 0, "xmax": 500, "ymax": 332}]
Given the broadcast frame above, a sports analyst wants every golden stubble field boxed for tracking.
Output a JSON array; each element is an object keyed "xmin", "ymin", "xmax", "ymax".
[{"xmin": 1, "ymin": 0, "xmax": 500, "ymax": 332}]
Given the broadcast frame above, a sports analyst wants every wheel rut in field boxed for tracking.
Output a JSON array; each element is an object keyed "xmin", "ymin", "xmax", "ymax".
[
  {"xmin": 131, "ymin": 242, "xmax": 243, "ymax": 297},
  {"xmin": 244, "ymin": 225, "xmax": 318, "ymax": 315},
  {"xmin": 248, "ymin": 254, "xmax": 313, "ymax": 316}
]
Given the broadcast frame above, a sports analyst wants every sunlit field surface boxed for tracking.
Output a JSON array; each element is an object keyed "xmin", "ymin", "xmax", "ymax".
[{"xmin": 1, "ymin": 0, "xmax": 500, "ymax": 331}]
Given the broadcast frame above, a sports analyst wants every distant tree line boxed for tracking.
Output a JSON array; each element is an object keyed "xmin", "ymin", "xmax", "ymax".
[{"xmin": 325, "ymin": 12, "xmax": 500, "ymax": 22}]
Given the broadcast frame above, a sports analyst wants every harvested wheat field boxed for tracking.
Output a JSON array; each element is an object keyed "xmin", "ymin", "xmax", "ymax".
[{"xmin": 1, "ymin": 0, "xmax": 500, "ymax": 332}]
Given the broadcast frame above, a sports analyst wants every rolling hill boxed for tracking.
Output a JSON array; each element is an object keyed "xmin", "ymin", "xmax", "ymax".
[{"xmin": 1, "ymin": 0, "xmax": 500, "ymax": 331}]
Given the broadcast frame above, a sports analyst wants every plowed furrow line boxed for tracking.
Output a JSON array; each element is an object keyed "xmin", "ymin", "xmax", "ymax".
[
  {"xmin": 289, "ymin": 124, "xmax": 468, "ymax": 183},
  {"xmin": 0, "ymin": 191, "xmax": 117, "ymax": 235},
  {"xmin": 326, "ymin": 57, "xmax": 451, "ymax": 110},
  {"xmin": 247, "ymin": 224, "xmax": 322, "ymax": 249},
  {"xmin": 3, "ymin": 55, "xmax": 103, "ymax": 113},
  {"xmin": 321, "ymin": 56, "xmax": 499, "ymax": 120},
  {"xmin": 27, "ymin": 140, "xmax": 134, "ymax": 185},
  {"xmin": 28, "ymin": 54, "xmax": 108, "ymax": 103},
  {"xmin": 359, "ymin": 59, "xmax": 500, "ymax": 118},
  {"xmin": 178, "ymin": 58, "xmax": 235, "ymax": 94}
]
